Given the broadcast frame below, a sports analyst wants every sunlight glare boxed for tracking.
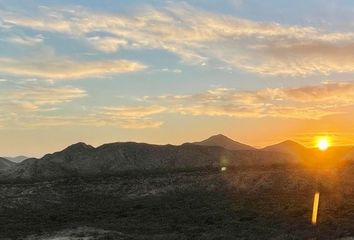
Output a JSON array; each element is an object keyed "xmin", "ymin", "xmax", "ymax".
[{"xmin": 317, "ymin": 137, "xmax": 330, "ymax": 151}]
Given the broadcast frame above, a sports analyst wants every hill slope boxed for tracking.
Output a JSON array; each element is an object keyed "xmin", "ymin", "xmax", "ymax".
[
  {"xmin": 193, "ymin": 134, "xmax": 255, "ymax": 151},
  {"xmin": 1, "ymin": 142, "xmax": 293, "ymax": 180},
  {"xmin": 0, "ymin": 157, "xmax": 16, "ymax": 172},
  {"xmin": 263, "ymin": 140, "xmax": 309, "ymax": 160}
]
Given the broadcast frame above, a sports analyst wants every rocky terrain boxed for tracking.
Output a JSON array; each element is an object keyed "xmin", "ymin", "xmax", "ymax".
[
  {"xmin": 0, "ymin": 141, "xmax": 295, "ymax": 180},
  {"xmin": 2, "ymin": 165, "xmax": 354, "ymax": 239},
  {"xmin": 2, "ymin": 135, "xmax": 354, "ymax": 239},
  {"xmin": 0, "ymin": 157, "xmax": 16, "ymax": 173}
]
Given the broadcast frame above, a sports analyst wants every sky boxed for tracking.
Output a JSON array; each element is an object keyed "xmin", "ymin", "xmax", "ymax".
[{"xmin": 1, "ymin": 0, "xmax": 354, "ymax": 157}]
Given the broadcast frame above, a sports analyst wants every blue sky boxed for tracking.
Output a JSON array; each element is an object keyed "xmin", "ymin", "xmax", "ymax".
[{"xmin": 1, "ymin": 0, "xmax": 354, "ymax": 156}]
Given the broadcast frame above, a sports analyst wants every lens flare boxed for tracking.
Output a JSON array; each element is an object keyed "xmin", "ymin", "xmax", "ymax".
[{"xmin": 311, "ymin": 192, "xmax": 320, "ymax": 225}]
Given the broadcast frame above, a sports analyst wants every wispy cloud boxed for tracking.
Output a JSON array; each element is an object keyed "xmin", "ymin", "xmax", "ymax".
[
  {"xmin": 0, "ymin": 80, "xmax": 87, "ymax": 112},
  {"xmin": 144, "ymin": 82, "xmax": 354, "ymax": 119},
  {"xmin": 4, "ymin": 34, "xmax": 43, "ymax": 46},
  {"xmin": 3, "ymin": 4, "xmax": 354, "ymax": 76},
  {"xmin": 96, "ymin": 105, "xmax": 166, "ymax": 129},
  {"xmin": 1, "ymin": 105, "xmax": 165, "ymax": 129},
  {"xmin": 241, "ymin": 41, "xmax": 354, "ymax": 76},
  {"xmin": 3, "ymin": 80, "xmax": 353, "ymax": 129},
  {"xmin": 0, "ymin": 79, "xmax": 87, "ymax": 128},
  {"xmin": 0, "ymin": 80, "xmax": 164, "ymax": 129},
  {"xmin": 0, "ymin": 57, "xmax": 146, "ymax": 79},
  {"xmin": 86, "ymin": 36, "xmax": 128, "ymax": 53}
]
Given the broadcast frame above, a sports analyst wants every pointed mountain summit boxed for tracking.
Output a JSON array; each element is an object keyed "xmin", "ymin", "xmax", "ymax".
[{"xmin": 193, "ymin": 134, "xmax": 255, "ymax": 151}]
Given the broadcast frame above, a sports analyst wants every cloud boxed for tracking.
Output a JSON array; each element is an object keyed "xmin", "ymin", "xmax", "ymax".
[
  {"xmin": 0, "ymin": 81, "xmax": 164, "ymax": 129},
  {"xmin": 0, "ymin": 57, "xmax": 146, "ymax": 79},
  {"xmin": 240, "ymin": 41, "xmax": 354, "ymax": 76},
  {"xmin": 3, "ymin": 4, "xmax": 354, "ymax": 75},
  {"xmin": 144, "ymin": 82, "xmax": 354, "ymax": 119},
  {"xmin": 99, "ymin": 105, "xmax": 166, "ymax": 118},
  {"xmin": 2, "ymin": 105, "xmax": 165, "ymax": 129},
  {"xmin": 96, "ymin": 105, "xmax": 166, "ymax": 129},
  {"xmin": 87, "ymin": 36, "xmax": 128, "ymax": 53},
  {"xmin": 18, "ymin": 115, "xmax": 164, "ymax": 129},
  {"xmin": 5, "ymin": 34, "xmax": 43, "ymax": 46},
  {"xmin": 0, "ymin": 79, "xmax": 88, "ymax": 128},
  {"xmin": 277, "ymin": 82, "xmax": 354, "ymax": 103},
  {"xmin": 3, "ymin": 81, "xmax": 353, "ymax": 130},
  {"xmin": 0, "ymin": 80, "xmax": 87, "ymax": 112}
]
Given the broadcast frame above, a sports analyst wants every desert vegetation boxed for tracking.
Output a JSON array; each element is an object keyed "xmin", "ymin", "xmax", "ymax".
[{"xmin": 1, "ymin": 165, "xmax": 354, "ymax": 239}]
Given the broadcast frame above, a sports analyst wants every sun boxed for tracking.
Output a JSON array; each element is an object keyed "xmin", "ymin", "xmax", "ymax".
[{"xmin": 317, "ymin": 137, "xmax": 330, "ymax": 151}]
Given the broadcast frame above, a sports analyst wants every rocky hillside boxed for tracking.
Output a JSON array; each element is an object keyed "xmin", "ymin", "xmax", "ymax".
[
  {"xmin": 263, "ymin": 140, "xmax": 309, "ymax": 161},
  {"xmin": 1, "ymin": 142, "xmax": 294, "ymax": 180},
  {"xmin": 3, "ymin": 137, "xmax": 354, "ymax": 180},
  {"xmin": 0, "ymin": 157, "xmax": 16, "ymax": 172},
  {"xmin": 2, "ymin": 165, "xmax": 354, "ymax": 239}
]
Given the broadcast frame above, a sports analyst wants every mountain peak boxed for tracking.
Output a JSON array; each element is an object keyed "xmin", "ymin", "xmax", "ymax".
[
  {"xmin": 193, "ymin": 134, "xmax": 255, "ymax": 151},
  {"xmin": 263, "ymin": 140, "xmax": 307, "ymax": 156},
  {"xmin": 64, "ymin": 142, "xmax": 94, "ymax": 152},
  {"xmin": 279, "ymin": 140, "xmax": 304, "ymax": 147},
  {"xmin": 207, "ymin": 134, "xmax": 230, "ymax": 140}
]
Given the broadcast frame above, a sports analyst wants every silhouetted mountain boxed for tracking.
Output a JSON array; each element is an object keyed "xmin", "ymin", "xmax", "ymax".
[
  {"xmin": 1, "ymin": 142, "xmax": 293, "ymax": 180},
  {"xmin": 263, "ymin": 141, "xmax": 354, "ymax": 167},
  {"xmin": 0, "ymin": 157, "xmax": 16, "ymax": 172},
  {"xmin": 193, "ymin": 134, "xmax": 255, "ymax": 151},
  {"xmin": 306, "ymin": 145, "xmax": 354, "ymax": 168},
  {"xmin": 263, "ymin": 140, "xmax": 306, "ymax": 152},
  {"xmin": 263, "ymin": 140, "xmax": 309, "ymax": 160},
  {"xmin": 4, "ymin": 156, "xmax": 29, "ymax": 163}
]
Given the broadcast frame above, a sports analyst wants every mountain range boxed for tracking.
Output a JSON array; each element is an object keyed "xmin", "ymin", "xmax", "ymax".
[{"xmin": 1, "ymin": 134, "xmax": 354, "ymax": 180}]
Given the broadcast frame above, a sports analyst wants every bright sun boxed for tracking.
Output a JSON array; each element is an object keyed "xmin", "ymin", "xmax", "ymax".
[{"xmin": 317, "ymin": 137, "xmax": 330, "ymax": 151}]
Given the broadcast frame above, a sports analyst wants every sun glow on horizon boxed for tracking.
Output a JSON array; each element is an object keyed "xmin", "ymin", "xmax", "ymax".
[{"xmin": 317, "ymin": 136, "xmax": 330, "ymax": 151}]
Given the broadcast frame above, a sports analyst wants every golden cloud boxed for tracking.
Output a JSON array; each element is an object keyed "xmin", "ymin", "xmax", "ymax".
[
  {"xmin": 3, "ymin": 81, "xmax": 353, "ymax": 129},
  {"xmin": 0, "ymin": 82, "xmax": 164, "ymax": 129},
  {"xmin": 0, "ymin": 57, "xmax": 146, "ymax": 79},
  {"xmin": 0, "ymin": 80, "xmax": 87, "ymax": 113},
  {"xmin": 144, "ymin": 82, "xmax": 354, "ymax": 119}
]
